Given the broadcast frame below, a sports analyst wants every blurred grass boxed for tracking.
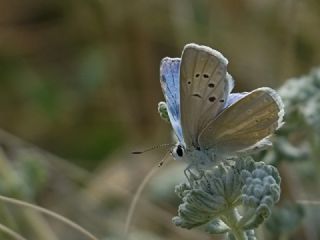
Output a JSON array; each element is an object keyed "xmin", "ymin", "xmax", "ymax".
[
  {"xmin": 1, "ymin": 0, "xmax": 320, "ymax": 169},
  {"xmin": 0, "ymin": 0, "xmax": 319, "ymax": 239}
]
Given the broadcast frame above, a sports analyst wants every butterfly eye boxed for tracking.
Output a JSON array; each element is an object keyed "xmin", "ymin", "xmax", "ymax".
[
  {"xmin": 171, "ymin": 145, "xmax": 185, "ymax": 160},
  {"xmin": 176, "ymin": 145, "xmax": 184, "ymax": 157}
]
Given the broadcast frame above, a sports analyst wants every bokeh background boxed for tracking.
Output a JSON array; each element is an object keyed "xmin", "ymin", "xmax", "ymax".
[{"xmin": 0, "ymin": 0, "xmax": 319, "ymax": 239}]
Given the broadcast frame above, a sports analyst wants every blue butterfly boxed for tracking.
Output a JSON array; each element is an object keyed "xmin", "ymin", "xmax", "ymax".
[{"xmin": 160, "ymin": 43, "xmax": 284, "ymax": 170}]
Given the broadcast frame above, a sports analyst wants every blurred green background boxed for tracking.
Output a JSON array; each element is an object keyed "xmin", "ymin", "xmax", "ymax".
[
  {"xmin": 0, "ymin": 0, "xmax": 320, "ymax": 239},
  {"xmin": 1, "ymin": 0, "xmax": 320, "ymax": 168}
]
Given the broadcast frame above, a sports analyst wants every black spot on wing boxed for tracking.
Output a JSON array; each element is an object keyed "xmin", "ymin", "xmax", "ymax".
[
  {"xmin": 203, "ymin": 74, "xmax": 209, "ymax": 78},
  {"xmin": 209, "ymin": 96, "xmax": 216, "ymax": 102},
  {"xmin": 192, "ymin": 93, "xmax": 202, "ymax": 99}
]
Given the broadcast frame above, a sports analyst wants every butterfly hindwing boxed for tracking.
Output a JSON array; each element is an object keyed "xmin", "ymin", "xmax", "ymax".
[
  {"xmin": 225, "ymin": 92, "xmax": 248, "ymax": 107},
  {"xmin": 180, "ymin": 43, "xmax": 234, "ymax": 148},
  {"xmin": 160, "ymin": 58, "xmax": 184, "ymax": 143},
  {"xmin": 198, "ymin": 87, "xmax": 284, "ymax": 154}
]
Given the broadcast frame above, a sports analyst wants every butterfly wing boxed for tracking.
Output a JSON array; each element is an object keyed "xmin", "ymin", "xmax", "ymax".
[
  {"xmin": 226, "ymin": 92, "xmax": 248, "ymax": 107},
  {"xmin": 198, "ymin": 87, "xmax": 284, "ymax": 154},
  {"xmin": 160, "ymin": 57, "xmax": 184, "ymax": 143},
  {"xmin": 180, "ymin": 43, "xmax": 234, "ymax": 148}
]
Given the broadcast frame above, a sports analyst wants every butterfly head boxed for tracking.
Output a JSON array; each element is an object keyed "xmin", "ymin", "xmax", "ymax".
[
  {"xmin": 171, "ymin": 144, "xmax": 186, "ymax": 160},
  {"xmin": 171, "ymin": 143, "xmax": 218, "ymax": 169}
]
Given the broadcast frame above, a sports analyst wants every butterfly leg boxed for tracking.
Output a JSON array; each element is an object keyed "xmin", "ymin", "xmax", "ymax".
[
  {"xmin": 183, "ymin": 167, "xmax": 192, "ymax": 185},
  {"xmin": 184, "ymin": 165, "xmax": 205, "ymax": 187}
]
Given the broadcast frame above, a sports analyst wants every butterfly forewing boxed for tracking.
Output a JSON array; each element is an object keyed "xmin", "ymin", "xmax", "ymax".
[
  {"xmin": 180, "ymin": 44, "xmax": 233, "ymax": 148},
  {"xmin": 160, "ymin": 58, "xmax": 184, "ymax": 143},
  {"xmin": 198, "ymin": 87, "xmax": 284, "ymax": 154}
]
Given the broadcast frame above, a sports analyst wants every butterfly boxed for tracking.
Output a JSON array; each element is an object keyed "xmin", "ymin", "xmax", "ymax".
[{"xmin": 160, "ymin": 43, "xmax": 284, "ymax": 170}]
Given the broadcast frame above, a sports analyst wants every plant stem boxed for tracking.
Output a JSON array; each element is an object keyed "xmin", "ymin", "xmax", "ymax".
[{"xmin": 221, "ymin": 208, "xmax": 246, "ymax": 240}]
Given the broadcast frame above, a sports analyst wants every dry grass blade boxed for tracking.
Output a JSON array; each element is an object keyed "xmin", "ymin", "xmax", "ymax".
[
  {"xmin": 0, "ymin": 222, "xmax": 28, "ymax": 240},
  {"xmin": 124, "ymin": 152, "xmax": 171, "ymax": 238},
  {"xmin": 0, "ymin": 195, "xmax": 98, "ymax": 240}
]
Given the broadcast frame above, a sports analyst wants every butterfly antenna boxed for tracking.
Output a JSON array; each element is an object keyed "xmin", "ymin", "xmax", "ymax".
[
  {"xmin": 158, "ymin": 149, "xmax": 172, "ymax": 167},
  {"xmin": 124, "ymin": 151, "xmax": 171, "ymax": 239},
  {"xmin": 131, "ymin": 143, "xmax": 174, "ymax": 155}
]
